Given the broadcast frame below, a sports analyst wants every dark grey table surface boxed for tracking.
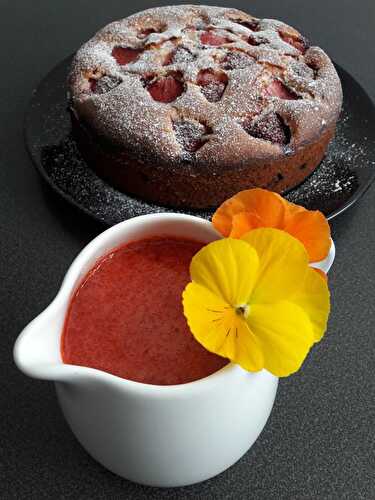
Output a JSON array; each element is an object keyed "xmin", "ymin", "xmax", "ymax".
[{"xmin": 1, "ymin": 1, "xmax": 375, "ymax": 498}]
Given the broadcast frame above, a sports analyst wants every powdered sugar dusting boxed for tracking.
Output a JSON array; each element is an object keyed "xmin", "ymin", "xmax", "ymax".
[{"xmin": 69, "ymin": 5, "xmax": 342, "ymax": 171}]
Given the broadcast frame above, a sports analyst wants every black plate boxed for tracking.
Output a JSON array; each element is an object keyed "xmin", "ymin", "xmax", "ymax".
[{"xmin": 25, "ymin": 56, "xmax": 375, "ymax": 226}]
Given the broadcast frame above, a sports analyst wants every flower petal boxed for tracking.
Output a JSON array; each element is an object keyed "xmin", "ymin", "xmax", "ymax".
[
  {"xmin": 182, "ymin": 282, "xmax": 231, "ymax": 351},
  {"xmin": 229, "ymin": 212, "xmax": 263, "ymax": 238},
  {"xmin": 231, "ymin": 316, "xmax": 265, "ymax": 372},
  {"xmin": 291, "ymin": 267, "xmax": 330, "ymax": 342},
  {"xmin": 241, "ymin": 228, "xmax": 309, "ymax": 303},
  {"xmin": 182, "ymin": 283, "xmax": 264, "ymax": 371},
  {"xmin": 189, "ymin": 238, "xmax": 259, "ymax": 306},
  {"xmin": 212, "ymin": 188, "xmax": 286, "ymax": 237},
  {"xmin": 281, "ymin": 198, "xmax": 305, "ymax": 217},
  {"xmin": 283, "ymin": 209, "xmax": 331, "ymax": 262},
  {"xmin": 248, "ymin": 301, "xmax": 315, "ymax": 377}
]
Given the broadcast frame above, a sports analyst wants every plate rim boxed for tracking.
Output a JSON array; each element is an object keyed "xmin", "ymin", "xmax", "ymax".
[{"xmin": 24, "ymin": 55, "xmax": 375, "ymax": 225}]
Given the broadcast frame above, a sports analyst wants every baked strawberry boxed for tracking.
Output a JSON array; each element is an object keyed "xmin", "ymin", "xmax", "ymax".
[
  {"xmin": 200, "ymin": 31, "xmax": 229, "ymax": 46},
  {"xmin": 90, "ymin": 75, "xmax": 121, "ymax": 94},
  {"xmin": 244, "ymin": 113, "xmax": 291, "ymax": 145},
  {"xmin": 89, "ymin": 79, "xmax": 97, "ymax": 92},
  {"xmin": 246, "ymin": 35, "xmax": 268, "ymax": 46},
  {"xmin": 147, "ymin": 75, "xmax": 184, "ymax": 103},
  {"xmin": 237, "ymin": 19, "xmax": 260, "ymax": 31},
  {"xmin": 138, "ymin": 28, "xmax": 157, "ymax": 39},
  {"xmin": 279, "ymin": 32, "xmax": 308, "ymax": 53},
  {"xmin": 112, "ymin": 47, "xmax": 142, "ymax": 65},
  {"xmin": 264, "ymin": 79, "xmax": 299, "ymax": 100},
  {"xmin": 174, "ymin": 120, "xmax": 208, "ymax": 152},
  {"xmin": 222, "ymin": 51, "xmax": 255, "ymax": 70},
  {"xmin": 164, "ymin": 46, "xmax": 195, "ymax": 66},
  {"xmin": 197, "ymin": 70, "xmax": 228, "ymax": 102}
]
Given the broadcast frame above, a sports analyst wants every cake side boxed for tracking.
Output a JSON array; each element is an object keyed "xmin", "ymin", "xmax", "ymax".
[{"xmin": 71, "ymin": 113, "xmax": 335, "ymax": 208}]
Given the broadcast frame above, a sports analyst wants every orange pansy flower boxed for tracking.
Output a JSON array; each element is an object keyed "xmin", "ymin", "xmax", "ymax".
[{"xmin": 212, "ymin": 188, "xmax": 331, "ymax": 262}]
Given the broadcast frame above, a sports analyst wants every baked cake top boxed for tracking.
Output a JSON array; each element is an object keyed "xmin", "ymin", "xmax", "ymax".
[{"xmin": 69, "ymin": 5, "xmax": 342, "ymax": 171}]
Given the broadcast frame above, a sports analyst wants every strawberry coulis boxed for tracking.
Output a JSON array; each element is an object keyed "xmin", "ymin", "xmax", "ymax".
[{"xmin": 61, "ymin": 237, "xmax": 228, "ymax": 385}]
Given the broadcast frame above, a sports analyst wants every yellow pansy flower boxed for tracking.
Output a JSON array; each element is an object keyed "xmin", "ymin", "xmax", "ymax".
[{"xmin": 182, "ymin": 228, "xmax": 330, "ymax": 377}]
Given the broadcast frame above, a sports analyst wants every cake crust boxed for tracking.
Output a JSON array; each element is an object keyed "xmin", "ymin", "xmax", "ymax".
[{"xmin": 69, "ymin": 5, "xmax": 343, "ymax": 208}]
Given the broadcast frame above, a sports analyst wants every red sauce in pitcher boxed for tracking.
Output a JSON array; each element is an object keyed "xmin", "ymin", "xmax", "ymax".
[{"xmin": 61, "ymin": 237, "xmax": 228, "ymax": 385}]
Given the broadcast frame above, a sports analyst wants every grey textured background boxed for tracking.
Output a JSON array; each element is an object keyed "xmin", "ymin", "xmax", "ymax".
[{"xmin": 1, "ymin": 1, "xmax": 375, "ymax": 498}]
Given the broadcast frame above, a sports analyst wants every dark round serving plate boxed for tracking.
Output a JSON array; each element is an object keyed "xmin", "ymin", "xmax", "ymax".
[{"xmin": 25, "ymin": 56, "xmax": 375, "ymax": 226}]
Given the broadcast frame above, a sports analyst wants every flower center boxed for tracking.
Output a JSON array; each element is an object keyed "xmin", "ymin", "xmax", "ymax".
[{"xmin": 235, "ymin": 303, "xmax": 250, "ymax": 318}]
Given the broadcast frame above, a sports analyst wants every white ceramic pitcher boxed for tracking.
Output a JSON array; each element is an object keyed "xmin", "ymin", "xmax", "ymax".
[{"xmin": 13, "ymin": 214, "xmax": 335, "ymax": 487}]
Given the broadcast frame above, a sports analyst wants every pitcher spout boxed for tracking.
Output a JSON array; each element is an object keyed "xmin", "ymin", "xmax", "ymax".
[{"xmin": 13, "ymin": 296, "xmax": 70, "ymax": 382}]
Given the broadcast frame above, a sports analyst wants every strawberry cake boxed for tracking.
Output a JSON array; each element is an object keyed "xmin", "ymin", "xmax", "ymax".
[{"xmin": 68, "ymin": 5, "xmax": 343, "ymax": 209}]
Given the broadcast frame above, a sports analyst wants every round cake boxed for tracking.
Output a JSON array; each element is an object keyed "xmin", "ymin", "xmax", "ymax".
[{"xmin": 68, "ymin": 5, "xmax": 343, "ymax": 209}]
